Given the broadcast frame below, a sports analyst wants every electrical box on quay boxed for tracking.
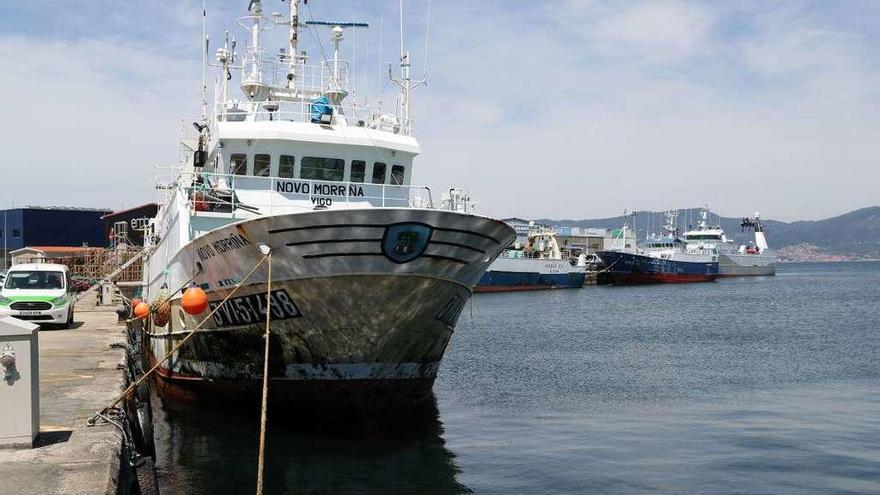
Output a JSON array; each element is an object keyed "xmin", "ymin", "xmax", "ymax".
[{"xmin": 0, "ymin": 317, "xmax": 40, "ymax": 448}]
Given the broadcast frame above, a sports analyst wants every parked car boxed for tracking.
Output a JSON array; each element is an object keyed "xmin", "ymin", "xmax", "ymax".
[{"xmin": 0, "ymin": 263, "xmax": 75, "ymax": 328}]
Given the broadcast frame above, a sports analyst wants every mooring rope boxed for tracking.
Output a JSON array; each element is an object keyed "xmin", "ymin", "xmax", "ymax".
[
  {"xmin": 593, "ymin": 259, "xmax": 619, "ymax": 274},
  {"xmin": 255, "ymin": 253, "xmax": 273, "ymax": 495},
  {"xmin": 88, "ymin": 254, "xmax": 269, "ymax": 425}
]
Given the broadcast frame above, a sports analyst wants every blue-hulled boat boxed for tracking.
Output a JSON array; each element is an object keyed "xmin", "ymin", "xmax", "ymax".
[
  {"xmin": 476, "ymin": 228, "xmax": 586, "ymax": 292},
  {"xmin": 597, "ymin": 210, "xmax": 718, "ymax": 285}
]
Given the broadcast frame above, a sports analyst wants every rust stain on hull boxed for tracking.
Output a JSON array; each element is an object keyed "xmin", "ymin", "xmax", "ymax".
[{"xmin": 143, "ymin": 275, "xmax": 464, "ymax": 411}]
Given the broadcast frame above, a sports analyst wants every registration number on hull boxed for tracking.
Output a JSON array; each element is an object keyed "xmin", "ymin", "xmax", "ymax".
[{"xmin": 209, "ymin": 289, "xmax": 301, "ymax": 328}]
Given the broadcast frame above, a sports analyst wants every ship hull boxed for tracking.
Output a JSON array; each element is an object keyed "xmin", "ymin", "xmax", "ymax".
[
  {"xmin": 475, "ymin": 258, "xmax": 585, "ymax": 292},
  {"xmin": 718, "ymin": 253, "xmax": 777, "ymax": 277},
  {"xmin": 597, "ymin": 251, "xmax": 718, "ymax": 285},
  {"xmin": 141, "ymin": 208, "xmax": 514, "ymax": 411}
]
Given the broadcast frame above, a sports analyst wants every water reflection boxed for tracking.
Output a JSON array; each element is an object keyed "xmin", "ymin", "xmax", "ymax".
[{"xmin": 151, "ymin": 392, "xmax": 471, "ymax": 494}]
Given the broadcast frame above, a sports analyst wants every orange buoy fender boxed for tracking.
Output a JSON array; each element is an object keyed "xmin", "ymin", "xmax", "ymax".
[
  {"xmin": 133, "ymin": 302, "xmax": 150, "ymax": 319},
  {"xmin": 181, "ymin": 287, "xmax": 209, "ymax": 315}
]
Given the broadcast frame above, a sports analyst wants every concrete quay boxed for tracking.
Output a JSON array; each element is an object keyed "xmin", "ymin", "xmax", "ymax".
[{"xmin": 0, "ymin": 304, "xmax": 128, "ymax": 495}]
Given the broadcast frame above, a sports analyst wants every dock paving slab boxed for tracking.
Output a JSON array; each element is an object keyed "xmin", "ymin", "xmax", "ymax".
[{"xmin": 0, "ymin": 306, "xmax": 127, "ymax": 495}]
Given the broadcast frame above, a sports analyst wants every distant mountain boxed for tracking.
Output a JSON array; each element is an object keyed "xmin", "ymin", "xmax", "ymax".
[{"xmin": 535, "ymin": 206, "xmax": 880, "ymax": 259}]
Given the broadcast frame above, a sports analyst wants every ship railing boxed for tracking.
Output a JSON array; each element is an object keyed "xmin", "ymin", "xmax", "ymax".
[
  {"xmin": 178, "ymin": 119, "xmax": 202, "ymax": 142},
  {"xmin": 156, "ymin": 169, "xmax": 435, "ymax": 216},
  {"xmin": 241, "ymin": 56, "xmax": 352, "ymax": 97},
  {"xmin": 214, "ymin": 99, "xmax": 413, "ymax": 135},
  {"xmin": 155, "ymin": 164, "xmax": 185, "ymax": 207}
]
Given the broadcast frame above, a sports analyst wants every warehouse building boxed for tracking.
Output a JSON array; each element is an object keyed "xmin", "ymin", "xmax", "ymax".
[{"xmin": 1, "ymin": 206, "xmax": 112, "ymax": 268}]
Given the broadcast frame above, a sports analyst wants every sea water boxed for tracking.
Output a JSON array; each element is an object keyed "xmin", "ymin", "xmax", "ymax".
[{"xmin": 153, "ymin": 262, "xmax": 880, "ymax": 494}]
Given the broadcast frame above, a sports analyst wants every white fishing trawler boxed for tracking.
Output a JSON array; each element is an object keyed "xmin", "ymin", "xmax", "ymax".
[
  {"xmin": 139, "ymin": 0, "xmax": 514, "ymax": 410},
  {"xmin": 476, "ymin": 227, "xmax": 586, "ymax": 292},
  {"xmin": 682, "ymin": 208, "xmax": 776, "ymax": 277}
]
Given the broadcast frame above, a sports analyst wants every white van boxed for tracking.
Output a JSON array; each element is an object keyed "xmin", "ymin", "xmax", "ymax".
[{"xmin": 0, "ymin": 263, "xmax": 75, "ymax": 328}]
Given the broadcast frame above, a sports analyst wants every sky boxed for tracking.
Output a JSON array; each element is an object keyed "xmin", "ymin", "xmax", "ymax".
[{"xmin": 0, "ymin": 0, "xmax": 878, "ymax": 222}]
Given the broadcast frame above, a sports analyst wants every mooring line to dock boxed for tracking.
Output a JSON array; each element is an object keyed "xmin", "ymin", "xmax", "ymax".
[
  {"xmin": 593, "ymin": 260, "xmax": 618, "ymax": 274},
  {"xmin": 88, "ymin": 254, "xmax": 269, "ymax": 425},
  {"xmin": 255, "ymin": 251, "xmax": 273, "ymax": 495}
]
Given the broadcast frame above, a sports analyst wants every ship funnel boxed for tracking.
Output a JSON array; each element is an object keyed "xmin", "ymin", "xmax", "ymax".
[
  {"xmin": 755, "ymin": 231, "xmax": 769, "ymax": 252},
  {"xmin": 753, "ymin": 212, "xmax": 768, "ymax": 251}
]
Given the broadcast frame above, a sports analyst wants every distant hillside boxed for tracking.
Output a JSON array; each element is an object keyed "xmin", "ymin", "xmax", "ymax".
[{"xmin": 535, "ymin": 206, "xmax": 880, "ymax": 260}]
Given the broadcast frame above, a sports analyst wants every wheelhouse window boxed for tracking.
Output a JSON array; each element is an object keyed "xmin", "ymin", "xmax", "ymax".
[
  {"xmin": 390, "ymin": 165, "xmax": 405, "ymax": 185},
  {"xmin": 230, "ymin": 154, "xmax": 248, "ymax": 175},
  {"xmin": 372, "ymin": 162, "xmax": 387, "ymax": 184},
  {"xmin": 350, "ymin": 160, "xmax": 366, "ymax": 183},
  {"xmin": 253, "ymin": 154, "xmax": 271, "ymax": 177},
  {"xmin": 278, "ymin": 155, "xmax": 295, "ymax": 178},
  {"xmin": 301, "ymin": 157, "xmax": 345, "ymax": 181}
]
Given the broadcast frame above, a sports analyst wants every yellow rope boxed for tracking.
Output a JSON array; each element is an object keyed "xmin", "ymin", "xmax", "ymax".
[
  {"xmin": 255, "ymin": 253, "xmax": 273, "ymax": 495},
  {"xmin": 92, "ymin": 254, "xmax": 269, "ymax": 416}
]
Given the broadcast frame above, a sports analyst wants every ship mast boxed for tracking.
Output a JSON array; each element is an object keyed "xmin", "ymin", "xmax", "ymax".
[
  {"xmin": 201, "ymin": 0, "xmax": 208, "ymax": 123},
  {"xmin": 304, "ymin": 21, "xmax": 368, "ymax": 104},
  {"xmin": 248, "ymin": 0, "xmax": 262, "ymax": 86},
  {"xmin": 287, "ymin": 0, "xmax": 299, "ymax": 88},
  {"xmin": 395, "ymin": 50, "xmax": 412, "ymax": 125},
  {"xmin": 698, "ymin": 206, "xmax": 709, "ymax": 230},
  {"xmin": 663, "ymin": 210, "xmax": 679, "ymax": 239},
  {"xmin": 389, "ymin": 0, "xmax": 426, "ymax": 129}
]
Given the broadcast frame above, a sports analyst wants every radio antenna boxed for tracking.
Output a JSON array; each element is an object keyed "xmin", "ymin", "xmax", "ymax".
[
  {"xmin": 422, "ymin": 0, "xmax": 431, "ymax": 81},
  {"xmin": 201, "ymin": 0, "xmax": 208, "ymax": 122},
  {"xmin": 389, "ymin": 0, "xmax": 427, "ymax": 130}
]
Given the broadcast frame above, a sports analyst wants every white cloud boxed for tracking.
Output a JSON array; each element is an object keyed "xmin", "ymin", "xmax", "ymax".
[
  {"xmin": 0, "ymin": 36, "xmax": 199, "ymax": 210},
  {"xmin": 1, "ymin": 1, "xmax": 878, "ymax": 222},
  {"xmin": 411, "ymin": 2, "xmax": 880, "ymax": 221},
  {"xmin": 591, "ymin": 1, "xmax": 714, "ymax": 63}
]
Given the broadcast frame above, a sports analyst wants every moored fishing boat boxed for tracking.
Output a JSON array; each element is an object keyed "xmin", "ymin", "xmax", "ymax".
[
  {"xmin": 597, "ymin": 210, "xmax": 719, "ymax": 284},
  {"xmin": 139, "ymin": 1, "xmax": 515, "ymax": 411},
  {"xmin": 682, "ymin": 208, "xmax": 776, "ymax": 277},
  {"xmin": 476, "ymin": 227, "xmax": 586, "ymax": 292}
]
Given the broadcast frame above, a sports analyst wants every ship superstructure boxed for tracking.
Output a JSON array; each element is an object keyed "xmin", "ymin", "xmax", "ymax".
[{"xmin": 139, "ymin": 0, "xmax": 514, "ymax": 410}]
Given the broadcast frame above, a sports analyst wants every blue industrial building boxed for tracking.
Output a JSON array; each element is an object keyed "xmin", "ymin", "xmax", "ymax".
[{"xmin": 1, "ymin": 207, "xmax": 112, "ymax": 266}]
